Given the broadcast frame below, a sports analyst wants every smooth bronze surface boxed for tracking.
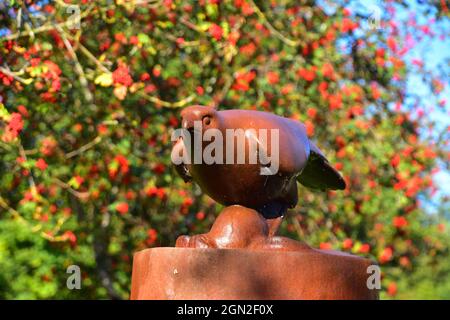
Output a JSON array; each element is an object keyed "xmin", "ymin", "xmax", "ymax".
[
  {"xmin": 130, "ymin": 247, "xmax": 378, "ymax": 300},
  {"xmin": 173, "ymin": 105, "xmax": 345, "ymax": 218}
]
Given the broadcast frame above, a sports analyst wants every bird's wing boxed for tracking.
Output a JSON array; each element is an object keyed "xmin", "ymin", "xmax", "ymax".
[
  {"xmin": 174, "ymin": 163, "xmax": 193, "ymax": 183},
  {"xmin": 297, "ymin": 141, "xmax": 346, "ymax": 190}
]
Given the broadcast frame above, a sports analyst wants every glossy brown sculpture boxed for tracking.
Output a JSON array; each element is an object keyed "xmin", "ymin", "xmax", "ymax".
[
  {"xmin": 131, "ymin": 206, "xmax": 378, "ymax": 299},
  {"xmin": 173, "ymin": 105, "xmax": 345, "ymax": 219},
  {"xmin": 130, "ymin": 106, "xmax": 379, "ymax": 300},
  {"xmin": 173, "ymin": 105, "xmax": 346, "ymax": 249},
  {"xmin": 131, "ymin": 246, "xmax": 378, "ymax": 300}
]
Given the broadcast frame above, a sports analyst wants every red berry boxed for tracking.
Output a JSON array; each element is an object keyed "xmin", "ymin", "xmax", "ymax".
[
  {"xmin": 116, "ymin": 202, "xmax": 129, "ymax": 215},
  {"xmin": 36, "ymin": 158, "xmax": 48, "ymax": 171}
]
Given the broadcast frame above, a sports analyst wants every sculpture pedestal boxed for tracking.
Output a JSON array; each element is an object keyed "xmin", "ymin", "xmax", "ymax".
[{"xmin": 130, "ymin": 247, "xmax": 378, "ymax": 300}]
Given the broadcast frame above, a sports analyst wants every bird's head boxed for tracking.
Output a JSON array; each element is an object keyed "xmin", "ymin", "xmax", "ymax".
[{"xmin": 180, "ymin": 105, "xmax": 218, "ymax": 133}]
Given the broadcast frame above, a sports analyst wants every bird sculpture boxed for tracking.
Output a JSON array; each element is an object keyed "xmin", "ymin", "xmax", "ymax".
[{"xmin": 172, "ymin": 105, "xmax": 346, "ymax": 250}]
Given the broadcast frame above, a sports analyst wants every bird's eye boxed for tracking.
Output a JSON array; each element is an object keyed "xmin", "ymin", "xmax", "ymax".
[{"xmin": 203, "ymin": 116, "xmax": 211, "ymax": 126}]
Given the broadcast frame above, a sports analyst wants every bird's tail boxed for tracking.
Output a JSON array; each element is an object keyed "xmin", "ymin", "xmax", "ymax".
[{"xmin": 297, "ymin": 142, "xmax": 346, "ymax": 190}]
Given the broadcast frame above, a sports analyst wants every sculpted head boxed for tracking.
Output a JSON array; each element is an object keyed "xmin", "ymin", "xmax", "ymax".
[{"xmin": 180, "ymin": 105, "xmax": 218, "ymax": 132}]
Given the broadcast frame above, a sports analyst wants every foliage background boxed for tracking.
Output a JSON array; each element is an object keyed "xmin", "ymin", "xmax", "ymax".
[{"xmin": 0, "ymin": 0, "xmax": 449, "ymax": 299}]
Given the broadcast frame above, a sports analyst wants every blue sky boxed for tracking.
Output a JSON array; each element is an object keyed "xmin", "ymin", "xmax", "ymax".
[
  {"xmin": 319, "ymin": 0, "xmax": 450, "ymax": 211},
  {"xmin": 394, "ymin": 2, "xmax": 450, "ymax": 211}
]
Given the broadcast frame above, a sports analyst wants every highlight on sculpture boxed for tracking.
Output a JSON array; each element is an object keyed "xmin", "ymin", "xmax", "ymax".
[
  {"xmin": 171, "ymin": 119, "xmax": 281, "ymax": 175},
  {"xmin": 0, "ymin": 0, "xmax": 449, "ymax": 300}
]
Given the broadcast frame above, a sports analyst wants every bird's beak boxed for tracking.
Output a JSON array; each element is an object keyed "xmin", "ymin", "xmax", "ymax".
[
  {"xmin": 181, "ymin": 113, "xmax": 201, "ymax": 133},
  {"xmin": 182, "ymin": 118, "xmax": 194, "ymax": 130}
]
